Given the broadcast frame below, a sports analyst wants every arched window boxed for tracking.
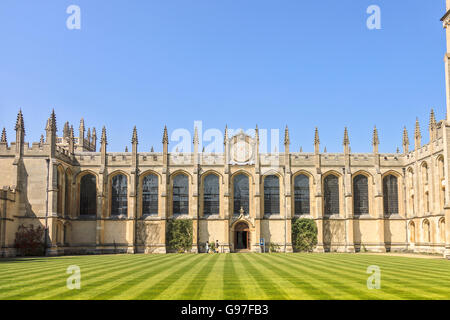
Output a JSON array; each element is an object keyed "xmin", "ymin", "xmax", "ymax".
[
  {"xmin": 111, "ymin": 174, "xmax": 128, "ymax": 216},
  {"xmin": 173, "ymin": 174, "xmax": 189, "ymax": 214},
  {"xmin": 142, "ymin": 174, "xmax": 158, "ymax": 215},
  {"xmin": 438, "ymin": 157, "xmax": 445, "ymax": 210},
  {"xmin": 425, "ymin": 192, "xmax": 430, "ymax": 213},
  {"xmin": 264, "ymin": 175, "xmax": 280, "ymax": 215},
  {"xmin": 439, "ymin": 218, "xmax": 445, "ymax": 243},
  {"xmin": 407, "ymin": 169, "xmax": 415, "ymax": 216},
  {"xmin": 409, "ymin": 221, "xmax": 415, "ymax": 243},
  {"xmin": 423, "ymin": 220, "xmax": 430, "ymax": 243},
  {"xmin": 324, "ymin": 174, "xmax": 339, "ymax": 215},
  {"xmin": 233, "ymin": 174, "xmax": 249, "ymax": 214},
  {"xmin": 422, "ymin": 163, "xmax": 429, "ymax": 184},
  {"xmin": 57, "ymin": 168, "xmax": 64, "ymax": 215},
  {"xmin": 353, "ymin": 175, "xmax": 369, "ymax": 215},
  {"xmin": 203, "ymin": 174, "xmax": 219, "ymax": 215},
  {"xmin": 65, "ymin": 171, "xmax": 71, "ymax": 216},
  {"xmin": 383, "ymin": 174, "xmax": 398, "ymax": 216},
  {"xmin": 294, "ymin": 174, "xmax": 310, "ymax": 215},
  {"xmin": 80, "ymin": 174, "xmax": 97, "ymax": 215}
]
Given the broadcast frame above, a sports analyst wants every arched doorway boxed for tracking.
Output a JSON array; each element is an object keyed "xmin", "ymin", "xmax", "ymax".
[{"xmin": 235, "ymin": 222, "xmax": 250, "ymax": 250}]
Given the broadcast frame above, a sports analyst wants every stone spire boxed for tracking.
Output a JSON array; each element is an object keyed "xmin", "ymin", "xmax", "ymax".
[
  {"xmin": 372, "ymin": 126, "xmax": 379, "ymax": 154},
  {"xmin": 86, "ymin": 128, "xmax": 91, "ymax": 146},
  {"xmin": 163, "ymin": 126, "xmax": 168, "ymax": 166},
  {"xmin": 343, "ymin": 127, "xmax": 350, "ymax": 146},
  {"xmin": 15, "ymin": 109, "xmax": 25, "ymax": 159},
  {"xmin": 79, "ymin": 118, "xmax": 85, "ymax": 149},
  {"xmin": 101, "ymin": 126, "xmax": 107, "ymax": 145},
  {"xmin": 15, "ymin": 109, "xmax": 25, "ymax": 134},
  {"xmin": 193, "ymin": 126, "xmax": 199, "ymax": 145},
  {"xmin": 255, "ymin": 124, "xmax": 259, "ymax": 141},
  {"xmin": 402, "ymin": 126, "xmax": 409, "ymax": 154},
  {"xmin": 48, "ymin": 109, "xmax": 57, "ymax": 132},
  {"xmin": 40, "ymin": 134, "xmax": 44, "ymax": 146},
  {"xmin": 284, "ymin": 125, "xmax": 290, "ymax": 146},
  {"xmin": 125, "ymin": 146, "xmax": 128, "ymax": 152},
  {"xmin": 162, "ymin": 125, "xmax": 168, "ymax": 144},
  {"xmin": 92, "ymin": 127, "xmax": 97, "ymax": 151},
  {"xmin": 314, "ymin": 127, "xmax": 320, "ymax": 154},
  {"xmin": 151, "ymin": 146, "xmax": 154, "ymax": 152},
  {"xmin": 299, "ymin": 146, "xmax": 303, "ymax": 152},
  {"xmin": 343, "ymin": 127, "xmax": 350, "ymax": 154},
  {"xmin": 100, "ymin": 126, "xmax": 107, "ymax": 166},
  {"xmin": 131, "ymin": 126, "xmax": 138, "ymax": 144},
  {"xmin": 45, "ymin": 110, "xmax": 57, "ymax": 154},
  {"xmin": 414, "ymin": 118, "xmax": 421, "ymax": 149},
  {"xmin": 63, "ymin": 121, "xmax": 70, "ymax": 139},
  {"xmin": 429, "ymin": 109, "xmax": 437, "ymax": 141},
  {"xmin": 131, "ymin": 126, "xmax": 138, "ymax": 166},
  {"xmin": 69, "ymin": 125, "xmax": 74, "ymax": 154},
  {"xmin": 1, "ymin": 127, "xmax": 6, "ymax": 144},
  {"xmin": 324, "ymin": 146, "xmax": 327, "ymax": 153},
  {"xmin": 224, "ymin": 125, "xmax": 228, "ymax": 145}
]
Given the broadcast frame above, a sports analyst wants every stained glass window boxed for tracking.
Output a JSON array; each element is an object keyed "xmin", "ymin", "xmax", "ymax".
[
  {"xmin": 173, "ymin": 174, "xmax": 189, "ymax": 214},
  {"xmin": 80, "ymin": 174, "xmax": 96, "ymax": 215},
  {"xmin": 142, "ymin": 174, "xmax": 158, "ymax": 215},
  {"xmin": 294, "ymin": 174, "xmax": 310, "ymax": 215},
  {"xmin": 264, "ymin": 175, "xmax": 280, "ymax": 215},
  {"xmin": 233, "ymin": 174, "xmax": 249, "ymax": 214},
  {"xmin": 324, "ymin": 174, "xmax": 339, "ymax": 215},
  {"xmin": 111, "ymin": 174, "xmax": 128, "ymax": 215}
]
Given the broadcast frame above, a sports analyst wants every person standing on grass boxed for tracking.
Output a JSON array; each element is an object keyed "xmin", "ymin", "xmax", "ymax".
[
  {"xmin": 216, "ymin": 240, "xmax": 219, "ymax": 253},
  {"xmin": 206, "ymin": 240, "xmax": 209, "ymax": 253}
]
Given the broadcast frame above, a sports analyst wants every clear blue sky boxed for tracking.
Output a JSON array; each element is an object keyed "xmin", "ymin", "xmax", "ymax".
[{"xmin": 0, "ymin": 0, "xmax": 447, "ymax": 153}]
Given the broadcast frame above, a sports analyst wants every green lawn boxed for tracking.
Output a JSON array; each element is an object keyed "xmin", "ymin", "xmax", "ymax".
[{"xmin": 0, "ymin": 253, "xmax": 449, "ymax": 300}]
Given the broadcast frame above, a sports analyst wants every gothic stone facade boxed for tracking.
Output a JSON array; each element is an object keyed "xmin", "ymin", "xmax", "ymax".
[{"xmin": 2, "ymin": 4, "xmax": 450, "ymax": 258}]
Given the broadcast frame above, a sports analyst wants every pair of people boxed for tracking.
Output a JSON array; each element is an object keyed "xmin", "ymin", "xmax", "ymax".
[{"xmin": 205, "ymin": 240, "xmax": 220, "ymax": 253}]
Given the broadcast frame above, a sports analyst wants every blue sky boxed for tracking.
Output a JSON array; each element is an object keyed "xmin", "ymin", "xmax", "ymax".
[{"xmin": 0, "ymin": 0, "xmax": 447, "ymax": 153}]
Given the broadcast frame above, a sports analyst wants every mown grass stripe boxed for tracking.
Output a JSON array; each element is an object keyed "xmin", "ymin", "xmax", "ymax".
[
  {"xmin": 223, "ymin": 253, "xmax": 246, "ymax": 300},
  {"xmin": 41, "ymin": 254, "xmax": 181, "ymax": 300},
  {"xmin": 308, "ymin": 254, "xmax": 450, "ymax": 298},
  {"xmin": 301, "ymin": 254, "xmax": 450, "ymax": 299},
  {"xmin": 239, "ymin": 254, "xmax": 288, "ymax": 300},
  {"xmin": 251, "ymin": 253, "xmax": 332, "ymax": 299},
  {"xmin": 177, "ymin": 254, "xmax": 220, "ymax": 300},
  {"xmin": 0, "ymin": 253, "xmax": 449, "ymax": 300},
  {"xmin": 103, "ymin": 254, "xmax": 191, "ymax": 300},
  {"xmin": 269, "ymin": 253, "xmax": 381, "ymax": 299},
  {"xmin": 0, "ymin": 255, "xmax": 155, "ymax": 299},
  {"xmin": 285, "ymin": 254, "xmax": 425, "ymax": 299},
  {"xmin": 133, "ymin": 254, "xmax": 204, "ymax": 300}
]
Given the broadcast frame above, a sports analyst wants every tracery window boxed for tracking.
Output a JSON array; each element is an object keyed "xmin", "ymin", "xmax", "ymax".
[
  {"xmin": 233, "ymin": 174, "xmax": 249, "ymax": 214},
  {"xmin": 353, "ymin": 175, "xmax": 369, "ymax": 215},
  {"xmin": 173, "ymin": 174, "xmax": 189, "ymax": 214},
  {"xmin": 294, "ymin": 174, "xmax": 310, "ymax": 215},
  {"xmin": 142, "ymin": 174, "xmax": 158, "ymax": 215},
  {"xmin": 80, "ymin": 174, "xmax": 96, "ymax": 215},
  {"xmin": 111, "ymin": 174, "xmax": 128, "ymax": 216},
  {"xmin": 324, "ymin": 174, "xmax": 339, "ymax": 215},
  {"xmin": 203, "ymin": 174, "xmax": 220, "ymax": 215},
  {"xmin": 264, "ymin": 175, "xmax": 280, "ymax": 215},
  {"xmin": 383, "ymin": 174, "xmax": 398, "ymax": 216}
]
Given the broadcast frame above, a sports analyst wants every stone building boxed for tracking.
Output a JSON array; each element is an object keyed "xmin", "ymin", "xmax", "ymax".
[{"xmin": 1, "ymin": 3, "xmax": 450, "ymax": 258}]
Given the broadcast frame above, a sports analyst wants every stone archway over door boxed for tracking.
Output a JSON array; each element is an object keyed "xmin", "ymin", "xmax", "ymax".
[{"xmin": 235, "ymin": 222, "xmax": 250, "ymax": 250}]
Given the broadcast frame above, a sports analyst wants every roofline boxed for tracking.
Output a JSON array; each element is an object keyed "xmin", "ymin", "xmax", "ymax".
[{"xmin": 440, "ymin": 9, "xmax": 450, "ymax": 22}]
